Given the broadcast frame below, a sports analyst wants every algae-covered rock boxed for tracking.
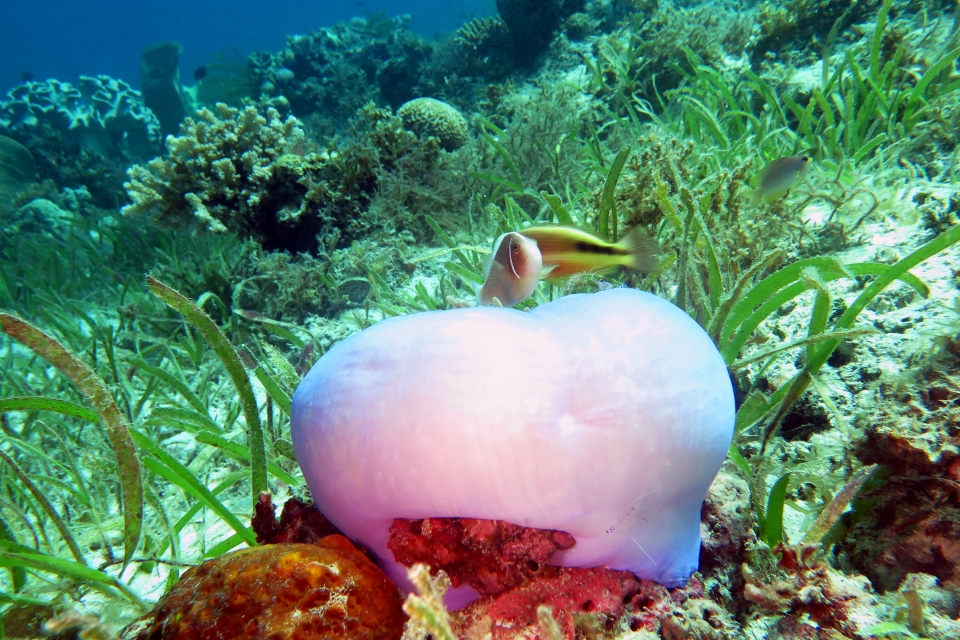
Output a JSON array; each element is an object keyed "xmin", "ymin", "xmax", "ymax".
[
  {"xmin": 840, "ymin": 337, "xmax": 960, "ymax": 593},
  {"xmin": 122, "ymin": 536, "xmax": 405, "ymax": 640},
  {"xmin": 140, "ymin": 41, "xmax": 185, "ymax": 136},
  {"xmin": 563, "ymin": 12, "xmax": 595, "ymax": 40},
  {"xmin": 496, "ymin": 0, "xmax": 585, "ymax": 64},
  {"xmin": 12, "ymin": 198, "xmax": 74, "ymax": 236},
  {"xmin": 0, "ymin": 135, "xmax": 36, "ymax": 211},
  {"xmin": 397, "ymin": 97, "xmax": 469, "ymax": 151}
]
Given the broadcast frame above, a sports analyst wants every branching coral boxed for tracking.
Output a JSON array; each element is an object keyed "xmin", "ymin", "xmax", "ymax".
[
  {"xmin": 122, "ymin": 103, "xmax": 317, "ymax": 251},
  {"xmin": 122, "ymin": 99, "xmax": 469, "ymax": 267}
]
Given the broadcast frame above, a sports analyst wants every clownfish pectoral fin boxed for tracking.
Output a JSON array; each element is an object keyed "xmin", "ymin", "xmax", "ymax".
[
  {"xmin": 481, "ymin": 253, "xmax": 493, "ymax": 278},
  {"xmin": 477, "ymin": 259, "xmax": 509, "ymax": 306},
  {"xmin": 540, "ymin": 264, "xmax": 558, "ymax": 279},
  {"xmin": 485, "ymin": 258, "xmax": 508, "ymax": 286}
]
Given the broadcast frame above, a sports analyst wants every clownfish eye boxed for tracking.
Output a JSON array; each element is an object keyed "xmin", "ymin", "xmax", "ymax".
[{"xmin": 512, "ymin": 243, "xmax": 520, "ymax": 252}]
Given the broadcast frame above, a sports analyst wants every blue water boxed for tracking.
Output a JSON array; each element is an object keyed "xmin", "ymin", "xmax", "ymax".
[{"xmin": 0, "ymin": 0, "xmax": 496, "ymax": 94}]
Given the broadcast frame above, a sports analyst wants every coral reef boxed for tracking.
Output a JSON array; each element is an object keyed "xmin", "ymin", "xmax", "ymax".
[
  {"xmin": 447, "ymin": 17, "xmax": 514, "ymax": 80},
  {"xmin": 5, "ymin": 1, "xmax": 960, "ymax": 638},
  {"xmin": 122, "ymin": 537, "xmax": 406, "ymax": 640},
  {"xmin": 698, "ymin": 470, "xmax": 757, "ymax": 610},
  {"xmin": 837, "ymin": 334, "xmax": 960, "ymax": 592},
  {"xmin": 397, "ymin": 98, "xmax": 469, "ymax": 152},
  {"xmin": 122, "ymin": 101, "xmax": 460, "ymax": 255},
  {"xmin": 0, "ymin": 76, "xmax": 160, "ymax": 205},
  {"xmin": 742, "ymin": 544, "xmax": 881, "ymax": 637},
  {"xmin": 448, "ymin": 571, "xmax": 739, "ymax": 639},
  {"xmin": 465, "ymin": 566, "xmax": 644, "ymax": 639},
  {"xmin": 563, "ymin": 12, "xmax": 595, "ymax": 41},
  {"xmin": 248, "ymin": 14, "xmax": 436, "ymax": 129}
]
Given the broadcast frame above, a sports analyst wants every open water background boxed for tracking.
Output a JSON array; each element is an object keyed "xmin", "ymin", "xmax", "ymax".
[{"xmin": 0, "ymin": 0, "xmax": 496, "ymax": 94}]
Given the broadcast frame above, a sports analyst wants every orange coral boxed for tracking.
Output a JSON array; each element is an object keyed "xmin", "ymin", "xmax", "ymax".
[{"xmin": 124, "ymin": 536, "xmax": 405, "ymax": 640}]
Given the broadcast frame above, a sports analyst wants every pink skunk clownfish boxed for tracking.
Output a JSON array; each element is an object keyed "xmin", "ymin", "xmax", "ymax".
[
  {"xmin": 520, "ymin": 225, "xmax": 660, "ymax": 281},
  {"xmin": 477, "ymin": 232, "xmax": 544, "ymax": 307}
]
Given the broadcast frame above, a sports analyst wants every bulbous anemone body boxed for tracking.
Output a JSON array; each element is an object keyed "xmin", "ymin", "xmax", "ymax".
[{"xmin": 291, "ymin": 289, "xmax": 735, "ymax": 607}]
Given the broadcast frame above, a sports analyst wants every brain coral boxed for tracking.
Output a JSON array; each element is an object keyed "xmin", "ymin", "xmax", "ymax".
[{"xmin": 397, "ymin": 97, "xmax": 469, "ymax": 151}]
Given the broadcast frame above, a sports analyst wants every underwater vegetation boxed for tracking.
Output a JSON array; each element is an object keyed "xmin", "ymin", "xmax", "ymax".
[{"xmin": 1, "ymin": 0, "xmax": 960, "ymax": 637}]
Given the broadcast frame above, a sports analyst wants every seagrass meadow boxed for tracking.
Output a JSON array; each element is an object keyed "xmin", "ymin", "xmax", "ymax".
[{"xmin": 1, "ymin": 0, "xmax": 960, "ymax": 637}]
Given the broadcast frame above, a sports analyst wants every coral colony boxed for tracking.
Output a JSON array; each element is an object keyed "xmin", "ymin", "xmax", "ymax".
[{"xmin": 1, "ymin": 0, "xmax": 960, "ymax": 639}]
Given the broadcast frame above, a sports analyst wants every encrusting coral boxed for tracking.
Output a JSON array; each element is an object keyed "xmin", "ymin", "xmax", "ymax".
[{"xmin": 388, "ymin": 518, "xmax": 577, "ymax": 596}]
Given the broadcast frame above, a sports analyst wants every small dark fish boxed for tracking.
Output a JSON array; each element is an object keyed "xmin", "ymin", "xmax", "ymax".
[
  {"xmin": 21, "ymin": 71, "xmax": 34, "ymax": 81},
  {"xmin": 237, "ymin": 349, "xmax": 257, "ymax": 370},
  {"xmin": 193, "ymin": 65, "xmax": 208, "ymax": 82},
  {"xmin": 745, "ymin": 155, "xmax": 812, "ymax": 205},
  {"xmin": 296, "ymin": 342, "xmax": 316, "ymax": 377}
]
